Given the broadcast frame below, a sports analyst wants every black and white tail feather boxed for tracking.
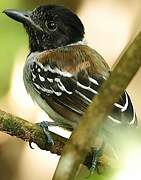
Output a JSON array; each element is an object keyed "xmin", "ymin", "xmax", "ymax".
[{"xmin": 29, "ymin": 53, "xmax": 137, "ymax": 128}]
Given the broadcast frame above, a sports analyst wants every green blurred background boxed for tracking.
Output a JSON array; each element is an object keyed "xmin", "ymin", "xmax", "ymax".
[{"xmin": 0, "ymin": 0, "xmax": 141, "ymax": 180}]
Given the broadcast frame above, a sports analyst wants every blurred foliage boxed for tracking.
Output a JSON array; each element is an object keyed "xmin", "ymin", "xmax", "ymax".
[
  {"xmin": 76, "ymin": 166, "xmax": 115, "ymax": 180},
  {"xmin": 0, "ymin": 0, "xmax": 27, "ymax": 98},
  {"xmin": 21, "ymin": 0, "xmax": 84, "ymax": 12},
  {"xmin": 0, "ymin": 138, "xmax": 24, "ymax": 180}
]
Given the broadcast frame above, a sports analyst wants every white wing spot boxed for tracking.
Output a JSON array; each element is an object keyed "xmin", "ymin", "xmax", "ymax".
[
  {"xmin": 77, "ymin": 82, "xmax": 98, "ymax": 95},
  {"xmin": 108, "ymin": 115, "xmax": 121, "ymax": 124},
  {"xmin": 37, "ymin": 63, "xmax": 72, "ymax": 77},
  {"xmin": 34, "ymin": 83, "xmax": 42, "ymax": 90},
  {"xmin": 129, "ymin": 109, "xmax": 136, "ymax": 125},
  {"xmin": 114, "ymin": 103, "xmax": 124, "ymax": 109},
  {"xmin": 121, "ymin": 92, "xmax": 128, "ymax": 112},
  {"xmin": 89, "ymin": 77, "xmax": 99, "ymax": 85},
  {"xmin": 54, "ymin": 78, "xmax": 73, "ymax": 94},
  {"xmin": 34, "ymin": 83, "xmax": 53, "ymax": 94},
  {"xmin": 38, "ymin": 68, "xmax": 41, "ymax": 72},
  {"xmin": 39, "ymin": 74, "xmax": 45, "ymax": 82},
  {"xmin": 47, "ymin": 78, "xmax": 53, "ymax": 83},
  {"xmin": 53, "ymin": 91, "xmax": 62, "ymax": 96},
  {"xmin": 31, "ymin": 72, "xmax": 36, "ymax": 80},
  {"xmin": 75, "ymin": 90, "xmax": 91, "ymax": 103},
  {"xmin": 44, "ymin": 68, "xmax": 48, "ymax": 72}
]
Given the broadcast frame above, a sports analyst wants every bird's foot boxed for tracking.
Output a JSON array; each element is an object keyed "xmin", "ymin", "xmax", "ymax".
[
  {"xmin": 36, "ymin": 121, "xmax": 55, "ymax": 145},
  {"xmin": 29, "ymin": 121, "xmax": 59, "ymax": 149},
  {"xmin": 86, "ymin": 142, "xmax": 105, "ymax": 178}
]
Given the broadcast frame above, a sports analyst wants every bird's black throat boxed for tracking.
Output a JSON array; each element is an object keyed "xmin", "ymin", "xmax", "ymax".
[
  {"xmin": 26, "ymin": 26, "xmax": 84, "ymax": 52},
  {"xmin": 24, "ymin": 22, "xmax": 84, "ymax": 52}
]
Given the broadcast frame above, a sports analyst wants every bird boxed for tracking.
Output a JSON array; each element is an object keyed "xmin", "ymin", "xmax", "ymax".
[{"xmin": 4, "ymin": 4, "xmax": 137, "ymax": 170}]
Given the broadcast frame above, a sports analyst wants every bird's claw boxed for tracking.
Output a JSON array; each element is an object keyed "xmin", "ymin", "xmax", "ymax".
[
  {"xmin": 36, "ymin": 121, "xmax": 54, "ymax": 146},
  {"xmin": 86, "ymin": 142, "xmax": 105, "ymax": 178}
]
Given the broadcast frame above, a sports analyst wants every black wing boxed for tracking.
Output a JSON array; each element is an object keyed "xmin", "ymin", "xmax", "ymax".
[{"xmin": 30, "ymin": 60, "xmax": 137, "ymax": 126}]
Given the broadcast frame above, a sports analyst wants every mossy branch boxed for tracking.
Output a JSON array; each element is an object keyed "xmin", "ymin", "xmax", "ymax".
[
  {"xmin": 0, "ymin": 109, "xmax": 66, "ymax": 155},
  {"xmin": 52, "ymin": 31, "xmax": 141, "ymax": 180},
  {"xmin": 0, "ymin": 109, "xmax": 108, "ymax": 170}
]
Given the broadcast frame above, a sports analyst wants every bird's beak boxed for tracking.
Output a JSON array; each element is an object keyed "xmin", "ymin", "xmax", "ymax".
[
  {"xmin": 3, "ymin": 9, "xmax": 31, "ymax": 24},
  {"xmin": 3, "ymin": 9, "xmax": 43, "ymax": 31}
]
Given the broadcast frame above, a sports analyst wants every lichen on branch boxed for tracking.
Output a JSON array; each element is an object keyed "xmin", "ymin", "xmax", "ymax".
[{"xmin": 0, "ymin": 109, "xmax": 66, "ymax": 155}]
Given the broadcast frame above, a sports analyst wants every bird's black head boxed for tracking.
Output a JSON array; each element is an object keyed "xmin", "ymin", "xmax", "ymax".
[{"xmin": 4, "ymin": 5, "xmax": 85, "ymax": 52}]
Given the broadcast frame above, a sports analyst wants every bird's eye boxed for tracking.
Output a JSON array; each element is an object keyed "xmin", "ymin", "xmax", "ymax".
[{"xmin": 47, "ymin": 21, "xmax": 57, "ymax": 31}]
